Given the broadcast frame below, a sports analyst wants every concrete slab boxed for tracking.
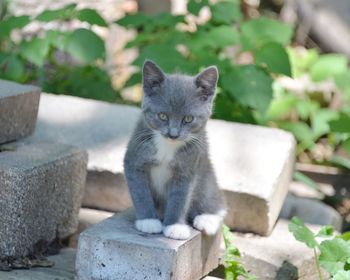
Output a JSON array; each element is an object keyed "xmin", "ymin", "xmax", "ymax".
[
  {"xmin": 32, "ymin": 94, "xmax": 295, "ymax": 235},
  {"xmin": 75, "ymin": 209, "xmax": 222, "ymax": 280},
  {"xmin": 0, "ymin": 79, "xmax": 40, "ymax": 144},
  {"xmin": 0, "ymin": 142, "xmax": 87, "ymax": 258}
]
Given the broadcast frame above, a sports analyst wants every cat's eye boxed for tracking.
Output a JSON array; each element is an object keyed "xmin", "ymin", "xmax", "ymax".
[
  {"xmin": 158, "ymin": 112, "xmax": 168, "ymax": 121},
  {"xmin": 183, "ymin": 115, "xmax": 194, "ymax": 123}
]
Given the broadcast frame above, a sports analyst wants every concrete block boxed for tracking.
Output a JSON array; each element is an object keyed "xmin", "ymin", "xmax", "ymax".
[
  {"xmin": 32, "ymin": 94, "xmax": 295, "ymax": 235},
  {"xmin": 207, "ymin": 122, "xmax": 295, "ymax": 235},
  {"xmin": 0, "ymin": 248, "xmax": 75, "ymax": 279},
  {"xmin": 75, "ymin": 209, "xmax": 221, "ymax": 280},
  {"xmin": 0, "ymin": 79, "xmax": 40, "ymax": 144},
  {"xmin": 0, "ymin": 142, "xmax": 87, "ymax": 258}
]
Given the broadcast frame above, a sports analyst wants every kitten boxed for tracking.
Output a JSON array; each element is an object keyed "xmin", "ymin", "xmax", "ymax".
[{"xmin": 123, "ymin": 60, "xmax": 226, "ymax": 240}]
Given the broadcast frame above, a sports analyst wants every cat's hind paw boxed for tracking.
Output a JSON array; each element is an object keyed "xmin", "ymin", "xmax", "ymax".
[
  {"xmin": 163, "ymin": 224, "xmax": 191, "ymax": 240},
  {"xmin": 135, "ymin": 219, "xmax": 162, "ymax": 234},
  {"xmin": 193, "ymin": 213, "xmax": 224, "ymax": 235}
]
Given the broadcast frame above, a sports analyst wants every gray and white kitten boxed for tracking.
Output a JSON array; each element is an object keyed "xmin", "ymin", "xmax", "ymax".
[{"xmin": 123, "ymin": 60, "xmax": 226, "ymax": 240}]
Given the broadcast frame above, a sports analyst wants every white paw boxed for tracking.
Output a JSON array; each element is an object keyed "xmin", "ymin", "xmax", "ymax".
[
  {"xmin": 193, "ymin": 213, "xmax": 224, "ymax": 235},
  {"xmin": 163, "ymin": 224, "xmax": 191, "ymax": 240},
  {"xmin": 135, "ymin": 219, "xmax": 162, "ymax": 234}
]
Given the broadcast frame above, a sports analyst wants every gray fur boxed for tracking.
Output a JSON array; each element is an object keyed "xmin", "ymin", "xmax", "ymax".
[{"xmin": 123, "ymin": 60, "xmax": 226, "ymax": 230}]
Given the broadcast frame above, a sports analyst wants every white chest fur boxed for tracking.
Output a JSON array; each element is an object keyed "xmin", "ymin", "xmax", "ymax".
[{"xmin": 150, "ymin": 133, "xmax": 184, "ymax": 198}]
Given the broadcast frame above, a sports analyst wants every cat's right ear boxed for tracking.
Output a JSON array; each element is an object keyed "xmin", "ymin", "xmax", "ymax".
[{"xmin": 142, "ymin": 60, "xmax": 165, "ymax": 93}]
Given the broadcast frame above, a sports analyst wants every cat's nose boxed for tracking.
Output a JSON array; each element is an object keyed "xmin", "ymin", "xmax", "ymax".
[{"xmin": 168, "ymin": 133, "xmax": 179, "ymax": 140}]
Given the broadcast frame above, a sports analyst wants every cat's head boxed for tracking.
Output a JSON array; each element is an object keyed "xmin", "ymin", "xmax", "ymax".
[{"xmin": 141, "ymin": 60, "xmax": 218, "ymax": 141}]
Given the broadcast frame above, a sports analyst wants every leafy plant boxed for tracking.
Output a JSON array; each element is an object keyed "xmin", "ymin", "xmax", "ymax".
[
  {"xmin": 117, "ymin": 0, "xmax": 350, "ymax": 170},
  {"xmin": 222, "ymin": 224, "xmax": 255, "ymax": 280},
  {"xmin": 289, "ymin": 217, "xmax": 350, "ymax": 280},
  {"xmin": 0, "ymin": 2, "xmax": 120, "ymax": 102},
  {"xmin": 117, "ymin": 0, "xmax": 293, "ymax": 122}
]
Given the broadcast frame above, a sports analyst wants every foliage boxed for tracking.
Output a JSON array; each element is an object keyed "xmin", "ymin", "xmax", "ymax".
[
  {"xmin": 222, "ymin": 224, "xmax": 255, "ymax": 280},
  {"xmin": 289, "ymin": 217, "xmax": 350, "ymax": 280},
  {"xmin": 117, "ymin": 0, "xmax": 293, "ymax": 122},
  {"xmin": 263, "ymin": 47, "xmax": 350, "ymax": 169},
  {"xmin": 117, "ymin": 0, "xmax": 350, "ymax": 169},
  {"xmin": 0, "ymin": 2, "xmax": 120, "ymax": 102}
]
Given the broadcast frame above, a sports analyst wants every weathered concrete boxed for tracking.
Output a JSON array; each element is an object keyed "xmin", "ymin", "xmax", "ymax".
[
  {"xmin": 280, "ymin": 193, "xmax": 343, "ymax": 231},
  {"xmin": 76, "ymin": 208, "xmax": 222, "ymax": 280},
  {"xmin": 208, "ymin": 122, "xmax": 295, "ymax": 235},
  {"xmin": 0, "ymin": 249, "xmax": 76, "ymax": 280},
  {"xmin": 32, "ymin": 94, "xmax": 295, "ymax": 235},
  {"xmin": 216, "ymin": 219, "xmax": 326, "ymax": 280},
  {"xmin": 69, "ymin": 208, "xmax": 114, "ymax": 248},
  {"xmin": 0, "ymin": 79, "xmax": 40, "ymax": 144},
  {"xmin": 0, "ymin": 142, "xmax": 87, "ymax": 258}
]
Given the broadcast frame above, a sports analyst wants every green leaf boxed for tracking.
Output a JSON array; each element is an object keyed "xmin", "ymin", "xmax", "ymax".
[
  {"xmin": 342, "ymin": 138, "xmax": 350, "ymax": 154},
  {"xmin": 20, "ymin": 38, "xmax": 50, "ymax": 66},
  {"xmin": 288, "ymin": 217, "xmax": 318, "ymax": 249},
  {"xmin": 0, "ymin": 55, "xmax": 25, "ymax": 81},
  {"xmin": 278, "ymin": 121, "xmax": 314, "ymax": 150},
  {"xmin": 319, "ymin": 238, "xmax": 350, "ymax": 276},
  {"xmin": 329, "ymin": 114, "xmax": 350, "ymax": 133},
  {"xmin": 222, "ymin": 65, "xmax": 273, "ymax": 114},
  {"xmin": 254, "ymin": 42, "xmax": 291, "ymax": 76},
  {"xmin": 148, "ymin": 13, "xmax": 185, "ymax": 30},
  {"xmin": 241, "ymin": 17, "xmax": 293, "ymax": 51},
  {"xmin": 0, "ymin": 15, "xmax": 30, "ymax": 38},
  {"xmin": 77, "ymin": 8, "xmax": 108, "ymax": 27},
  {"xmin": 187, "ymin": 0, "xmax": 209, "ymax": 16},
  {"xmin": 36, "ymin": 3, "xmax": 77, "ymax": 21},
  {"xmin": 310, "ymin": 54, "xmax": 348, "ymax": 82},
  {"xmin": 333, "ymin": 271, "xmax": 350, "ymax": 280},
  {"xmin": 311, "ymin": 109, "xmax": 339, "ymax": 139},
  {"xmin": 287, "ymin": 47, "xmax": 319, "ymax": 78},
  {"xmin": 335, "ymin": 71, "xmax": 350, "ymax": 91},
  {"xmin": 329, "ymin": 156, "xmax": 350, "ymax": 170},
  {"xmin": 211, "ymin": 0, "xmax": 242, "ymax": 24},
  {"xmin": 293, "ymin": 171, "xmax": 322, "ymax": 192},
  {"xmin": 66, "ymin": 29, "xmax": 105, "ymax": 64},
  {"xmin": 45, "ymin": 30, "xmax": 70, "ymax": 50},
  {"xmin": 316, "ymin": 226, "xmax": 334, "ymax": 237},
  {"xmin": 115, "ymin": 13, "xmax": 150, "ymax": 28},
  {"xmin": 340, "ymin": 232, "xmax": 350, "ymax": 241},
  {"xmin": 296, "ymin": 99, "xmax": 320, "ymax": 120},
  {"xmin": 205, "ymin": 26, "xmax": 240, "ymax": 47},
  {"xmin": 132, "ymin": 44, "xmax": 195, "ymax": 73}
]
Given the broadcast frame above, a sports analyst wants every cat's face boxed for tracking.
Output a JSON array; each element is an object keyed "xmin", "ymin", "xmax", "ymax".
[{"xmin": 141, "ymin": 60, "xmax": 218, "ymax": 141}]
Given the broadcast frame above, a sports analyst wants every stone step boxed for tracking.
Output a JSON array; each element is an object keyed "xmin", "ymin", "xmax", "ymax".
[
  {"xmin": 0, "ymin": 141, "xmax": 87, "ymax": 259},
  {"xmin": 32, "ymin": 93, "xmax": 295, "ymax": 236},
  {"xmin": 0, "ymin": 79, "xmax": 40, "ymax": 144},
  {"xmin": 75, "ymin": 208, "xmax": 222, "ymax": 280},
  {"xmin": 0, "ymin": 249, "xmax": 75, "ymax": 280}
]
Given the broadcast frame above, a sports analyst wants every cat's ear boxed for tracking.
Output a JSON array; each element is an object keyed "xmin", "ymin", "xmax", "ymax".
[
  {"xmin": 142, "ymin": 60, "xmax": 165, "ymax": 91},
  {"xmin": 195, "ymin": 66, "xmax": 218, "ymax": 101}
]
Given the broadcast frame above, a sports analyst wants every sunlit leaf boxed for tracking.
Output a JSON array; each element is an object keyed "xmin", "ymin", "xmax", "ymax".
[{"xmin": 288, "ymin": 217, "xmax": 318, "ymax": 249}]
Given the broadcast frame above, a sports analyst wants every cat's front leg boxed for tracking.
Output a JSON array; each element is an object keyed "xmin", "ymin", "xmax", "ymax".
[
  {"xmin": 163, "ymin": 178, "xmax": 193, "ymax": 240},
  {"xmin": 124, "ymin": 165, "xmax": 162, "ymax": 234}
]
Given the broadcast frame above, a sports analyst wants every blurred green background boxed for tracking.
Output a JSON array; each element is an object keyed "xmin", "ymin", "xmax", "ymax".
[{"xmin": 1, "ymin": 0, "xmax": 349, "ymax": 172}]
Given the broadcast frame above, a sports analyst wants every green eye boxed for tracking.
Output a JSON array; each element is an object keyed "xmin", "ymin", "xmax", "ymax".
[
  {"xmin": 158, "ymin": 112, "xmax": 168, "ymax": 121},
  {"xmin": 183, "ymin": 115, "xmax": 193, "ymax": 123}
]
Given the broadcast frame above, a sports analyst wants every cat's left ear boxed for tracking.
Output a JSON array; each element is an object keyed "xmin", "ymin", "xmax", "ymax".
[{"xmin": 195, "ymin": 66, "xmax": 218, "ymax": 101}]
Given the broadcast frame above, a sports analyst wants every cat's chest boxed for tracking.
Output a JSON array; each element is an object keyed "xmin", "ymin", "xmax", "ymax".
[{"xmin": 150, "ymin": 134, "xmax": 184, "ymax": 197}]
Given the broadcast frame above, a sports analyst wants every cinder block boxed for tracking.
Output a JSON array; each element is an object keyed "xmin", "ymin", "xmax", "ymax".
[
  {"xmin": 207, "ymin": 121, "xmax": 296, "ymax": 235},
  {"xmin": 76, "ymin": 209, "xmax": 222, "ymax": 280},
  {"xmin": 0, "ymin": 79, "xmax": 40, "ymax": 144},
  {"xmin": 0, "ymin": 142, "xmax": 87, "ymax": 258}
]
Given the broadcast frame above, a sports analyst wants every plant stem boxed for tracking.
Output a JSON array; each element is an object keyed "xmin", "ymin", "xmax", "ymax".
[{"xmin": 314, "ymin": 248, "xmax": 323, "ymax": 280}]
